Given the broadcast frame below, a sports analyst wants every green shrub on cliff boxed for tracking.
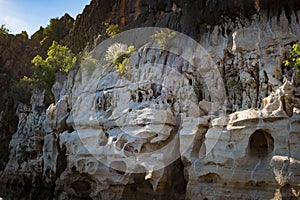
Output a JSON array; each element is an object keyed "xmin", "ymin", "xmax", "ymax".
[
  {"xmin": 11, "ymin": 41, "xmax": 76, "ymax": 103},
  {"xmin": 283, "ymin": 44, "xmax": 300, "ymax": 75},
  {"xmin": 0, "ymin": 24, "xmax": 9, "ymax": 34},
  {"xmin": 33, "ymin": 41, "xmax": 76, "ymax": 74},
  {"xmin": 151, "ymin": 29, "xmax": 176, "ymax": 53},
  {"xmin": 9, "ymin": 76, "xmax": 33, "ymax": 103},
  {"xmin": 39, "ymin": 17, "xmax": 73, "ymax": 49},
  {"xmin": 32, "ymin": 41, "xmax": 76, "ymax": 92},
  {"xmin": 105, "ymin": 43, "xmax": 135, "ymax": 75},
  {"xmin": 105, "ymin": 23, "xmax": 121, "ymax": 38}
]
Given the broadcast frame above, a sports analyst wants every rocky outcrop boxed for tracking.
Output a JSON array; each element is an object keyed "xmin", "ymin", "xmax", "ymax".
[
  {"xmin": 0, "ymin": 13, "xmax": 75, "ymax": 149},
  {"xmin": 1, "ymin": 0, "xmax": 300, "ymax": 199},
  {"xmin": 31, "ymin": 13, "xmax": 75, "ymax": 57},
  {"xmin": 183, "ymin": 81, "xmax": 300, "ymax": 199},
  {"xmin": 2, "ymin": 24, "xmax": 300, "ymax": 200},
  {"xmin": 66, "ymin": 0, "xmax": 300, "ymax": 53},
  {"xmin": 0, "ymin": 34, "xmax": 36, "ymax": 79},
  {"xmin": 0, "ymin": 89, "xmax": 46, "ymax": 187},
  {"xmin": 0, "ymin": 33, "xmax": 37, "ymax": 137},
  {"xmin": 0, "ymin": 32, "xmax": 39, "ymax": 169}
]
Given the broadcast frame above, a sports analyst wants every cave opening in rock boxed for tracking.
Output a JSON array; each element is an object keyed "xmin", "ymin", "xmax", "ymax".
[
  {"xmin": 198, "ymin": 173, "xmax": 221, "ymax": 183},
  {"xmin": 247, "ymin": 129, "xmax": 274, "ymax": 157}
]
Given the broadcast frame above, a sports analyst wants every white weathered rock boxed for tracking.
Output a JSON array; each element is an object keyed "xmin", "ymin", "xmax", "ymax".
[
  {"xmin": 44, "ymin": 95, "xmax": 71, "ymax": 133},
  {"xmin": 185, "ymin": 81, "xmax": 300, "ymax": 199},
  {"xmin": 2, "ymin": 11, "xmax": 300, "ymax": 200},
  {"xmin": 232, "ymin": 28, "xmax": 260, "ymax": 52}
]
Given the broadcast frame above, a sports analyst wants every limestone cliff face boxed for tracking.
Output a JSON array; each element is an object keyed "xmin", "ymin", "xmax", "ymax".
[
  {"xmin": 183, "ymin": 81, "xmax": 300, "ymax": 199},
  {"xmin": 0, "ymin": 34, "xmax": 38, "ymax": 156},
  {"xmin": 66, "ymin": 0, "xmax": 300, "ymax": 110},
  {"xmin": 0, "ymin": 13, "xmax": 75, "ymax": 134},
  {"xmin": 1, "ymin": 0, "xmax": 300, "ymax": 200},
  {"xmin": 66, "ymin": 0, "xmax": 300, "ymax": 52}
]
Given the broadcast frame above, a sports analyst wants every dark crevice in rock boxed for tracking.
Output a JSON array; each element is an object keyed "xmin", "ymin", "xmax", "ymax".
[
  {"xmin": 122, "ymin": 172, "xmax": 154, "ymax": 200},
  {"xmin": 167, "ymin": 158, "xmax": 187, "ymax": 200},
  {"xmin": 55, "ymin": 141, "xmax": 67, "ymax": 180}
]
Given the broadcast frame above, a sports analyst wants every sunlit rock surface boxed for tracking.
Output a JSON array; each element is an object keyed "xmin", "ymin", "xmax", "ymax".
[
  {"xmin": 1, "ymin": 3, "xmax": 300, "ymax": 200},
  {"xmin": 183, "ymin": 81, "xmax": 300, "ymax": 200}
]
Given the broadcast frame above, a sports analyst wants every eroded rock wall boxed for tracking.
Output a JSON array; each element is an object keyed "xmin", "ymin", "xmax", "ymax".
[
  {"xmin": 1, "ymin": 1, "xmax": 300, "ymax": 200},
  {"xmin": 183, "ymin": 81, "xmax": 300, "ymax": 199}
]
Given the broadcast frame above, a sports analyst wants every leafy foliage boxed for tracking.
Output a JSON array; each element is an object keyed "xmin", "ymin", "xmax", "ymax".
[
  {"xmin": 105, "ymin": 23, "xmax": 121, "ymax": 38},
  {"xmin": 10, "ymin": 41, "xmax": 76, "ymax": 103},
  {"xmin": 32, "ymin": 41, "xmax": 76, "ymax": 90},
  {"xmin": 0, "ymin": 24, "xmax": 9, "ymax": 34},
  {"xmin": 151, "ymin": 29, "xmax": 176, "ymax": 53},
  {"xmin": 139, "ymin": 8, "xmax": 149, "ymax": 22},
  {"xmin": 40, "ymin": 18, "xmax": 62, "ymax": 46},
  {"xmin": 283, "ymin": 44, "xmax": 300, "ymax": 75},
  {"xmin": 9, "ymin": 76, "xmax": 33, "ymax": 103},
  {"xmin": 34, "ymin": 41, "xmax": 76, "ymax": 73},
  {"xmin": 105, "ymin": 43, "xmax": 135, "ymax": 75},
  {"xmin": 38, "ymin": 17, "xmax": 73, "ymax": 50}
]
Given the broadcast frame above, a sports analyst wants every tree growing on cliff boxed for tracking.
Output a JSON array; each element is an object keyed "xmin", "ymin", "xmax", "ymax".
[
  {"xmin": 32, "ymin": 41, "xmax": 76, "ymax": 91},
  {"xmin": 0, "ymin": 24, "xmax": 9, "ymax": 34},
  {"xmin": 151, "ymin": 29, "xmax": 176, "ymax": 54},
  {"xmin": 283, "ymin": 43, "xmax": 300, "ymax": 75},
  {"xmin": 9, "ymin": 76, "xmax": 33, "ymax": 103},
  {"xmin": 40, "ymin": 17, "xmax": 73, "ymax": 49},
  {"xmin": 11, "ymin": 41, "xmax": 76, "ymax": 103}
]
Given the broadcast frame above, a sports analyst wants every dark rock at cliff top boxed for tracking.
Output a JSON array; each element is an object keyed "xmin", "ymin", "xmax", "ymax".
[{"xmin": 66, "ymin": 0, "xmax": 300, "ymax": 53}]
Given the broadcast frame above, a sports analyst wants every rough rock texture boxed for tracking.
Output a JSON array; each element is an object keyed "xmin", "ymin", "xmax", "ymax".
[
  {"xmin": 0, "ymin": 34, "xmax": 36, "ymax": 79},
  {"xmin": 0, "ymin": 89, "xmax": 46, "ymax": 187},
  {"xmin": 0, "ymin": 34, "xmax": 38, "ymax": 144},
  {"xmin": 0, "ymin": 14, "xmax": 75, "ymax": 168},
  {"xmin": 1, "ymin": 0, "xmax": 300, "ymax": 200},
  {"xmin": 52, "ymin": 41, "xmax": 199, "ymax": 199},
  {"xmin": 0, "ymin": 184, "xmax": 53, "ymax": 200},
  {"xmin": 2, "ymin": 35, "xmax": 299, "ymax": 200},
  {"xmin": 0, "ymin": 73, "xmax": 13, "ymax": 136},
  {"xmin": 31, "ymin": 14, "xmax": 75, "ymax": 57},
  {"xmin": 183, "ymin": 81, "xmax": 300, "ymax": 199},
  {"xmin": 66, "ymin": 0, "xmax": 300, "ymax": 53},
  {"xmin": 66, "ymin": 0, "xmax": 300, "ymax": 112},
  {"xmin": 200, "ymin": 11, "xmax": 300, "ymax": 112}
]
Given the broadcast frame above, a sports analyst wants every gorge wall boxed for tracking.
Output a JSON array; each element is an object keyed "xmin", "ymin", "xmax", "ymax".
[{"xmin": 0, "ymin": 0, "xmax": 300, "ymax": 199}]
